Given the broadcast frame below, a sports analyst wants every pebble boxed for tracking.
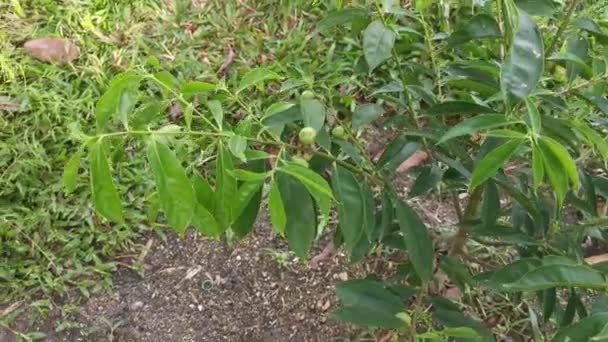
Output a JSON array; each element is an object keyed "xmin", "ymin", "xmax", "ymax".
[{"xmin": 130, "ymin": 301, "xmax": 144, "ymax": 311}]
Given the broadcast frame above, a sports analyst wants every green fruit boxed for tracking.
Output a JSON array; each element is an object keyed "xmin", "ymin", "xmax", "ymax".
[
  {"xmin": 298, "ymin": 127, "xmax": 317, "ymax": 145},
  {"xmin": 301, "ymin": 90, "xmax": 315, "ymax": 100},
  {"xmin": 332, "ymin": 126, "xmax": 346, "ymax": 139},
  {"xmin": 292, "ymin": 156, "xmax": 309, "ymax": 168},
  {"xmin": 553, "ymin": 66, "xmax": 567, "ymax": 84}
]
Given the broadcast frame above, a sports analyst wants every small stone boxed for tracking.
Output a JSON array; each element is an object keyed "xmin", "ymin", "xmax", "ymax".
[
  {"xmin": 336, "ymin": 272, "xmax": 348, "ymax": 281},
  {"xmin": 130, "ymin": 301, "xmax": 144, "ymax": 311},
  {"xmin": 236, "ymin": 255, "xmax": 241, "ymax": 261},
  {"xmin": 197, "ymin": 305, "xmax": 203, "ymax": 312}
]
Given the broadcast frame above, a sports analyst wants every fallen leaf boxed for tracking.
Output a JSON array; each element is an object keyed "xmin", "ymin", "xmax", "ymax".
[
  {"xmin": 24, "ymin": 38, "xmax": 80, "ymax": 64},
  {"xmin": 585, "ymin": 253, "xmax": 608, "ymax": 265},
  {"xmin": 217, "ymin": 47, "xmax": 236, "ymax": 77},
  {"xmin": 397, "ymin": 151, "xmax": 429, "ymax": 172},
  {"xmin": 444, "ymin": 286, "xmax": 462, "ymax": 300},
  {"xmin": 0, "ymin": 96, "xmax": 21, "ymax": 113}
]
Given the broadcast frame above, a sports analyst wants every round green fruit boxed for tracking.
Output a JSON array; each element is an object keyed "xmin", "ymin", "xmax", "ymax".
[
  {"xmin": 553, "ymin": 66, "xmax": 567, "ymax": 84},
  {"xmin": 332, "ymin": 125, "xmax": 346, "ymax": 139},
  {"xmin": 298, "ymin": 126, "xmax": 317, "ymax": 145},
  {"xmin": 301, "ymin": 90, "xmax": 315, "ymax": 100}
]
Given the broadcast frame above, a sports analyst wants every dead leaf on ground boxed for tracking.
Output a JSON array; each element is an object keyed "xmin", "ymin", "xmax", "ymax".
[
  {"xmin": 372, "ymin": 148, "xmax": 429, "ymax": 173},
  {"xmin": 585, "ymin": 253, "xmax": 608, "ymax": 265},
  {"xmin": 0, "ymin": 96, "xmax": 21, "ymax": 113},
  {"xmin": 24, "ymin": 38, "xmax": 80, "ymax": 64}
]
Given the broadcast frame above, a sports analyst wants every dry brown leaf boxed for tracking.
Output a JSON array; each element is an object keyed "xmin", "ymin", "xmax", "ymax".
[
  {"xmin": 0, "ymin": 96, "xmax": 21, "ymax": 113},
  {"xmin": 24, "ymin": 38, "xmax": 79, "ymax": 64},
  {"xmin": 585, "ymin": 253, "xmax": 608, "ymax": 265},
  {"xmin": 396, "ymin": 151, "xmax": 429, "ymax": 172}
]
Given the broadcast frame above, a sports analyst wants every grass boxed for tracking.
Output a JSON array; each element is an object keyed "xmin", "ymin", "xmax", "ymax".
[{"xmin": 1, "ymin": 0, "xmax": 363, "ymax": 307}]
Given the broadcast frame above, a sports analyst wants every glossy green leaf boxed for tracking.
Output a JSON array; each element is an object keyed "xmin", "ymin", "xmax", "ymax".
[
  {"xmin": 525, "ymin": 98, "xmax": 541, "ymax": 136},
  {"xmin": 192, "ymin": 174, "xmax": 214, "ymax": 211},
  {"xmin": 542, "ymin": 288, "xmax": 557, "ymax": 321},
  {"xmin": 332, "ymin": 165, "xmax": 364, "ymax": 251},
  {"xmin": 300, "ymin": 99, "xmax": 325, "ymax": 131},
  {"xmin": 180, "ymin": 81, "xmax": 215, "ymax": 100},
  {"xmin": 501, "ymin": 10, "xmax": 544, "ymax": 107},
  {"xmin": 371, "ymin": 192, "xmax": 393, "ymax": 242},
  {"xmin": 572, "ymin": 120, "xmax": 608, "ymax": 162},
  {"xmin": 228, "ymin": 135, "xmax": 247, "ymax": 162},
  {"xmin": 352, "ymin": 103, "xmax": 384, "ymax": 130},
  {"xmin": 432, "ymin": 302, "xmax": 495, "ymax": 342},
  {"xmin": 396, "ymin": 200, "xmax": 433, "ymax": 282},
  {"xmin": 481, "ymin": 180, "xmax": 500, "ymax": 230},
  {"xmin": 232, "ymin": 181, "xmax": 263, "ymax": 237},
  {"xmin": 89, "ymin": 140, "xmax": 124, "ymax": 223},
  {"xmin": 230, "ymin": 169, "xmax": 269, "ymax": 182},
  {"xmin": 486, "ymin": 129, "xmax": 528, "ymax": 139},
  {"xmin": 318, "ymin": 8, "xmax": 369, "ymax": 32},
  {"xmin": 147, "ymin": 139, "xmax": 195, "ymax": 234},
  {"xmin": 268, "ymin": 180, "xmax": 287, "ymax": 236},
  {"xmin": 192, "ymin": 204, "xmax": 221, "ymax": 238},
  {"xmin": 470, "ymin": 139, "xmax": 523, "ymax": 190},
  {"xmin": 577, "ymin": 92, "xmax": 608, "ymax": 115},
  {"xmin": 409, "ymin": 165, "xmax": 443, "ymax": 198},
  {"xmin": 539, "ymin": 136, "xmax": 580, "ymax": 189},
  {"xmin": 63, "ymin": 147, "xmax": 83, "ymax": 194},
  {"xmin": 532, "ymin": 145, "xmax": 545, "ymax": 190},
  {"xmin": 377, "ymin": 137, "xmax": 420, "ymax": 172},
  {"xmin": 573, "ymin": 17, "xmax": 608, "ymax": 45},
  {"xmin": 207, "ymin": 100, "xmax": 223, "ymax": 129},
  {"xmin": 363, "ymin": 20, "xmax": 395, "ymax": 71},
  {"xmin": 440, "ymin": 256, "xmax": 475, "ymax": 290},
  {"xmin": 370, "ymin": 80, "xmax": 403, "ymax": 96},
  {"xmin": 278, "ymin": 163, "xmax": 333, "ymax": 200},
  {"xmin": 447, "ymin": 14, "xmax": 500, "ymax": 46},
  {"xmin": 515, "ymin": 0, "xmax": 556, "ymax": 16},
  {"xmin": 565, "ymin": 36, "xmax": 590, "ymax": 82},
  {"xmin": 95, "ymin": 72, "xmax": 142, "ymax": 130},
  {"xmin": 485, "ymin": 258, "xmax": 542, "ymax": 290},
  {"xmin": 237, "ymin": 68, "xmax": 281, "ymax": 93},
  {"xmin": 215, "ymin": 144, "xmax": 237, "ymax": 230},
  {"xmin": 503, "ymin": 264, "xmax": 607, "ymax": 292},
  {"xmin": 264, "ymin": 102, "xmax": 294, "ymax": 118},
  {"xmin": 501, "ymin": 0, "xmax": 519, "ymax": 47},
  {"xmin": 360, "ymin": 181, "xmax": 375, "ymax": 240},
  {"xmin": 439, "ymin": 114, "xmax": 513, "ymax": 143},
  {"xmin": 553, "ymin": 313, "xmax": 608, "ymax": 341},
  {"xmin": 276, "ymin": 172, "xmax": 316, "ymax": 259},
  {"xmin": 331, "ymin": 279, "xmax": 406, "ymax": 329},
  {"xmin": 426, "ymin": 101, "xmax": 495, "ymax": 115},
  {"xmin": 444, "ymin": 327, "xmax": 480, "ymax": 339}
]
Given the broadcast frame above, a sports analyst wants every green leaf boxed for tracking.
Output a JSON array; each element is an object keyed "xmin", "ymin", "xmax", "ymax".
[
  {"xmin": 147, "ymin": 139, "xmax": 195, "ymax": 234},
  {"xmin": 409, "ymin": 165, "xmax": 443, "ymax": 198},
  {"xmin": 207, "ymin": 100, "xmax": 223, "ymax": 129},
  {"xmin": 360, "ymin": 181, "xmax": 375, "ymax": 240},
  {"xmin": 237, "ymin": 68, "xmax": 281, "ymax": 93},
  {"xmin": 515, "ymin": 0, "xmax": 556, "ymax": 16},
  {"xmin": 377, "ymin": 137, "xmax": 420, "ymax": 172},
  {"xmin": 180, "ymin": 81, "xmax": 215, "ymax": 100},
  {"xmin": 539, "ymin": 136, "xmax": 580, "ymax": 189},
  {"xmin": 95, "ymin": 72, "xmax": 142, "ymax": 130},
  {"xmin": 264, "ymin": 102, "xmax": 294, "ymax": 118},
  {"xmin": 278, "ymin": 163, "xmax": 333, "ymax": 200},
  {"xmin": 276, "ymin": 172, "xmax": 316, "ymax": 259},
  {"xmin": 565, "ymin": 36, "xmax": 590, "ymax": 82},
  {"xmin": 352, "ymin": 103, "xmax": 384, "ymax": 130},
  {"xmin": 300, "ymin": 99, "xmax": 325, "ymax": 131},
  {"xmin": 230, "ymin": 169, "xmax": 268, "ymax": 182},
  {"xmin": 192, "ymin": 204, "xmax": 221, "ymax": 238},
  {"xmin": 486, "ymin": 129, "xmax": 528, "ymax": 139},
  {"xmin": 192, "ymin": 174, "xmax": 214, "ymax": 211},
  {"xmin": 577, "ymin": 92, "xmax": 608, "ymax": 115},
  {"xmin": 331, "ymin": 279, "xmax": 406, "ymax": 329},
  {"xmin": 63, "ymin": 147, "xmax": 84, "ymax": 194},
  {"xmin": 154, "ymin": 70, "xmax": 178, "ymax": 98},
  {"xmin": 438, "ymin": 114, "xmax": 513, "ymax": 143},
  {"xmin": 470, "ymin": 139, "xmax": 523, "ymax": 190},
  {"xmin": 481, "ymin": 180, "xmax": 500, "ymax": 230},
  {"xmin": 501, "ymin": 0, "xmax": 519, "ymax": 48},
  {"xmin": 426, "ymin": 101, "xmax": 495, "ymax": 115},
  {"xmin": 503, "ymin": 264, "xmax": 607, "ymax": 292},
  {"xmin": 484, "ymin": 258, "xmax": 542, "ymax": 290},
  {"xmin": 332, "ymin": 165, "xmax": 364, "ymax": 251},
  {"xmin": 268, "ymin": 180, "xmax": 287, "ymax": 236},
  {"xmin": 554, "ymin": 313, "xmax": 608, "ymax": 341},
  {"xmin": 532, "ymin": 145, "xmax": 545, "ymax": 190},
  {"xmin": 573, "ymin": 17, "xmax": 608, "ymax": 45},
  {"xmin": 542, "ymin": 288, "xmax": 557, "ymax": 321},
  {"xmin": 363, "ymin": 20, "xmax": 396, "ymax": 71},
  {"xmin": 525, "ymin": 98, "xmax": 541, "ymax": 136},
  {"xmin": 440, "ymin": 256, "xmax": 476, "ymax": 291},
  {"xmin": 215, "ymin": 144, "xmax": 237, "ymax": 231},
  {"xmin": 443, "ymin": 327, "xmax": 480, "ymax": 339},
  {"xmin": 572, "ymin": 120, "xmax": 608, "ymax": 162},
  {"xmin": 370, "ymin": 80, "xmax": 404, "ymax": 96},
  {"xmin": 432, "ymin": 302, "xmax": 496, "ymax": 342},
  {"xmin": 501, "ymin": 10, "xmax": 544, "ymax": 107},
  {"xmin": 232, "ymin": 180, "xmax": 263, "ymax": 237},
  {"xmin": 395, "ymin": 200, "xmax": 433, "ymax": 283},
  {"xmin": 228, "ymin": 135, "xmax": 247, "ymax": 162},
  {"xmin": 317, "ymin": 8, "xmax": 369, "ymax": 32},
  {"xmin": 132, "ymin": 101, "xmax": 162, "ymax": 130},
  {"xmin": 89, "ymin": 140, "xmax": 124, "ymax": 223},
  {"xmin": 447, "ymin": 14, "xmax": 500, "ymax": 46}
]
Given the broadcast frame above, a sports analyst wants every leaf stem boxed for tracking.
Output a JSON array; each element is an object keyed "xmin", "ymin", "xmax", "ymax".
[{"xmin": 449, "ymin": 186, "xmax": 483, "ymax": 256}]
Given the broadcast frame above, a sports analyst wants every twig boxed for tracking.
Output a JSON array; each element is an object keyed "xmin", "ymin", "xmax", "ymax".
[
  {"xmin": 546, "ymin": 0, "xmax": 580, "ymax": 56},
  {"xmin": 449, "ymin": 187, "xmax": 483, "ymax": 256},
  {"xmin": 217, "ymin": 46, "xmax": 236, "ymax": 77}
]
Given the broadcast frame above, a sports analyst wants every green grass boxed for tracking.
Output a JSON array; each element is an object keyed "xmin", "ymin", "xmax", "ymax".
[{"xmin": 0, "ymin": 0, "xmax": 363, "ymax": 304}]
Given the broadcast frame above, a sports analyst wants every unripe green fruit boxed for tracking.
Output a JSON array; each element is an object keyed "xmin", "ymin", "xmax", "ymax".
[
  {"xmin": 292, "ymin": 156, "xmax": 309, "ymax": 168},
  {"xmin": 553, "ymin": 66, "xmax": 567, "ymax": 84},
  {"xmin": 301, "ymin": 90, "xmax": 315, "ymax": 100},
  {"xmin": 298, "ymin": 126, "xmax": 317, "ymax": 145},
  {"xmin": 332, "ymin": 125, "xmax": 346, "ymax": 139}
]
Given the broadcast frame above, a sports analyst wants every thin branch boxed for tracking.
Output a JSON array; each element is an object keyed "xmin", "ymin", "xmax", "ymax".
[{"xmin": 546, "ymin": 0, "xmax": 580, "ymax": 56}]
